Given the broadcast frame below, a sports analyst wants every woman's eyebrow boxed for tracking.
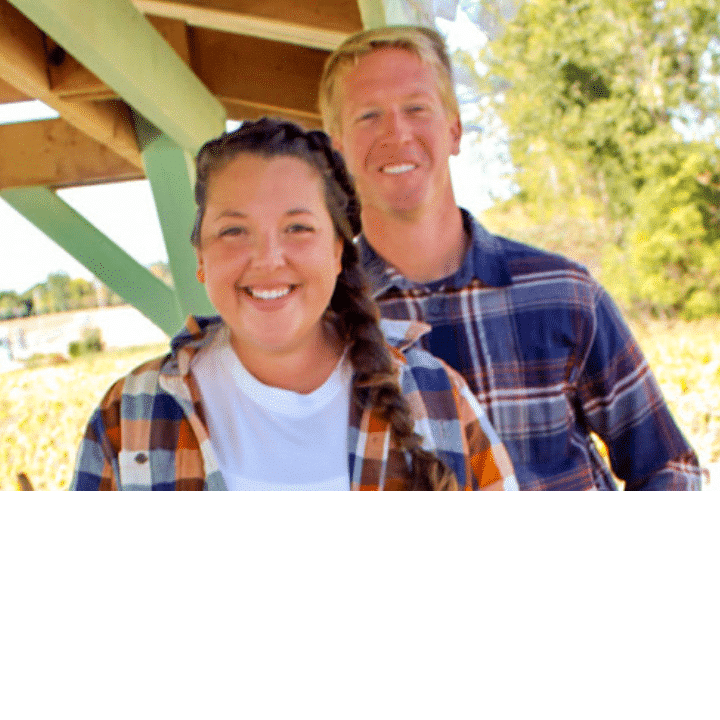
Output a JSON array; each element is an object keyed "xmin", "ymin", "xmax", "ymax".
[{"xmin": 210, "ymin": 209, "xmax": 248, "ymax": 221}]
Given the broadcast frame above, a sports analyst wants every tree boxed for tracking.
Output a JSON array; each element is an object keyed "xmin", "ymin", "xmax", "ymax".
[
  {"xmin": 461, "ymin": 0, "xmax": 720, "ymax": 317},
  {"xmin": 0, "ymin": 291, "xmax": 21, "ymax": 320}
]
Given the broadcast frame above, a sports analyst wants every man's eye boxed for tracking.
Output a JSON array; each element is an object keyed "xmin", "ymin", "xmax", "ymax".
[{"xmin": 357, "ymin": 110, "xmax": 379, "ymax": 122}]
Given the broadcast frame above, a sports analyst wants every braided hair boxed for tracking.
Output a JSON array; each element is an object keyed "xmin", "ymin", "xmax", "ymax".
[{"xmin": 192, "ymin": 117, "xmax": 457, "ymax": 491}]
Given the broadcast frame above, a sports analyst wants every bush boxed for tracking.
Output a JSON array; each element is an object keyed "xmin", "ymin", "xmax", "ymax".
[
  {"xmin": 601, "ymin": 146, "xmax": 720, "ymax": 319},
  {"xmin": 68, "ymin": 327, "xmax": 104, "ymax": 357}
]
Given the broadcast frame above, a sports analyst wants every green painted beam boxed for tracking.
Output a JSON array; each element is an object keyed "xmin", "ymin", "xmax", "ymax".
[
  {"xmin": 134, "ymin": 113, "xmax": 215, "ymax": 318},
  {"xmin": 0, "ymin": 186, "xmax": 184, "ymax": 336},
  {"xmin": 8, "ymin": 0, "xmax": 225, "ymax": 154}
]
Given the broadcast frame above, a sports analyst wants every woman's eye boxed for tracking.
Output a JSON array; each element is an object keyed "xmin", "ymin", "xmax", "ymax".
[
  {"xmin": 218, "ymin": 226, "xmax": 247, "ymax": 238},
  {"xmin": 286, "ymin": 223, "xmax": 314, "ymax": 235}
]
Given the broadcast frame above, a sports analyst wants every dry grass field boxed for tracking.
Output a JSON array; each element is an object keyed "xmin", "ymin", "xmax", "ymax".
[
  {"xmin": 1, "ymin": 343, "xmax": 167, "ymax": 491},
  {"xmin": 1, "ymin": 318, "xmax": 718, "ymax": 491}
]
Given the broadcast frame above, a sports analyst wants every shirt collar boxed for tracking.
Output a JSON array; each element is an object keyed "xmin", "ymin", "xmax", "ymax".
[
  {"xmin": 168, "ymin": 314, "xmax": 224, "ymax": 377},
  {"xmin": 358, "ymin": 208, "xmax": 512, "ymax": 294}
]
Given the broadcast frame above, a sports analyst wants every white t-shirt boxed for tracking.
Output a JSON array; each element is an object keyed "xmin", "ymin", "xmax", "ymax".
[{"xmin": 192, "ymin": 328, "xmax": 352, "ymax": 490}]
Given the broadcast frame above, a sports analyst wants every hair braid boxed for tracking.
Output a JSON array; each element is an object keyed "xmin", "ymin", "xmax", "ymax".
[{"xmin": 329, "ymin": 242, "xmax": 457, "ymax": 491}]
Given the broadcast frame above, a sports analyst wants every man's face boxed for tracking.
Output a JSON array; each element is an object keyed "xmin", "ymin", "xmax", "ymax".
[{"xmin": 332, "ymin": 48, "xmax": 461, "ymax": 221}]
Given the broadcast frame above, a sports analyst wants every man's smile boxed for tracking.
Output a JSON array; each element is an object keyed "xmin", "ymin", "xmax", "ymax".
[{"xmin": 380, "ymin": 163, "xmax": 417, "ymax": 175}]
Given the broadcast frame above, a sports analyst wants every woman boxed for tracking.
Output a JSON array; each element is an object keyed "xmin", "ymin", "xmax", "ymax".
[{"xmin": 72, "ymin": 118, "xmax": 516, "ymax": 490}]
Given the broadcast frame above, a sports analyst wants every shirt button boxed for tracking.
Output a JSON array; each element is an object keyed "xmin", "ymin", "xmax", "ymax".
[
  {"xmin": 135, "ymin": 453, "xmax": 148, "ymax": 464},
  {"xmin": 425, "ymin": 297, "xmax": 445, "ymax": 321}
]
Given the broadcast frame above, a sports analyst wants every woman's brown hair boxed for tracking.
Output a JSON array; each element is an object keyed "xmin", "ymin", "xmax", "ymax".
[{"xmin": 192, "ymin": 118, "xmax": 457, "ymax": 490}]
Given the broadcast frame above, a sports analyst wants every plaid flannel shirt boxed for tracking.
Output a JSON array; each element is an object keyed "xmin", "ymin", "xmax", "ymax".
[
  {"xmin": 71, "ymin": 316, "xmax": 517, "ymax": 491},
  {"xmin": 359, "ymin": 210, "xmax": 702, "ymax": 491}
]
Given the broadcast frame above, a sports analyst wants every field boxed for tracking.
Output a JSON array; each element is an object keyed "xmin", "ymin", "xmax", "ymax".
[{"xmin": 1, "ymin": 318, "xmax": 718, "ymax": 491}]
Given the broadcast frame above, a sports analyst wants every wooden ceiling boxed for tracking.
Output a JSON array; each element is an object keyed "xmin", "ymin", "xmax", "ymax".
[{"xmin": 0, "ymin": 0, "xmax": 372, "ymax": 191}]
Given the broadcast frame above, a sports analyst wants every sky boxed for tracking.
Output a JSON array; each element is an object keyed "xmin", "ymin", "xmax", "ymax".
[{"xmin": 0, "ymin": 10, "xmax": 515, "ymax": 296}]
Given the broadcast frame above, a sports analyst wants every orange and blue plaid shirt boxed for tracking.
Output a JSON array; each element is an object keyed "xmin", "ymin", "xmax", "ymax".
[
  {"xmin": 71, "ymin": 316, "xmax": 517, "ymax": 491},
  {"xmin": 360, "ymin": 211, "xmax": 702, "ymax": 491}
]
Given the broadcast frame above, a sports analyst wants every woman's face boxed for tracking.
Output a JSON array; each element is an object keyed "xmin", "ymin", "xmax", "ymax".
[{"xmin": 196, "ymin": 153, "xmax": 343, "ymax": 366}]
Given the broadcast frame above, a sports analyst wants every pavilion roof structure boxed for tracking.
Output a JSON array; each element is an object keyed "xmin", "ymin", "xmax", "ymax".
[{"xmin": 0, "ymin": 0, "xmax": 444, "ymax": 332}]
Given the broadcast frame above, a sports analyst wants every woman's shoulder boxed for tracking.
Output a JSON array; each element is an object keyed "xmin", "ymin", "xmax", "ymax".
[
  {"xmin": 96, "ymin": 354, "xmax": 170, "ymax": 410},
  {"xmin": 379, "ymin": 318, "xmax": 463, "ymax": 387}
]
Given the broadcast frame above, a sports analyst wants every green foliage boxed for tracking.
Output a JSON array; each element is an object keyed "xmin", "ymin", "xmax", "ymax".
[
  {"xmin": 68, "ymin": 327, "xmax": 104, "ymax": 358},
  {"xmin": 462, "ymin": 0, "xmax": 720, "ymax": 317},
  {"xmin": 0, "ymin": 290, "xmax": 22, "ymax": 319},
  {"xmin": 603, "ymin": 147, "xmax": 720, "ymax": 317}
]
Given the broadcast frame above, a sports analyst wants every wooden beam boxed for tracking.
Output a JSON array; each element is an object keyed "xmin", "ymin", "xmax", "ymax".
[
  {"xmin": 191, "ymin": 29, "xmax": 329, "ymax": 117},
  {"xmin": 44, "ymin": 17, "xmax": 192, "ymax": 101},
  {"xmin": 146, "ymin": 15, "xmax": 191, "ymax": 65},
  {"xmin": 132, "ymin": 0, "xmax": 355, "ymax": 50},
  {"xmin": 7, "ymin": 0, "xmax": 226, "ymax": 154},
  {"xmin": 0, "ymin": 1, "xmax": 142, "ymax": 168},
  {"xmin": 0, "ymin": 118, "xmax": 144, "ymax": 190},
  {"xmin": 45, "ymin": 39, "xmax": 115, "ymax": 101},
  {"xmin": 0, "ymin": 77, "xmax": 29, "ymax": 102},
  {"xmin": 194, "ymin": 0, "xmax": 362, "ymax": 32},
  {"xmin": 222, "ymin": 99, "xmax": 321, "ymax": 130},
  {"xmin": 0, "ymin": 185, "xmax": 184, "ymax": 335}
]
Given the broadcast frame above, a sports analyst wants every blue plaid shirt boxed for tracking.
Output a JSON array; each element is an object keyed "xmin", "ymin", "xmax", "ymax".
[{"xmin": 360, "ymin": 210, "xmax": 702, "ymax": 490}]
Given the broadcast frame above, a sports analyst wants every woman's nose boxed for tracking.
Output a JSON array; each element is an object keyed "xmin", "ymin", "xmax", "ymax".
[{"xmin": 250, "ymin": 232, "xmax": 285, "ymax": 269}]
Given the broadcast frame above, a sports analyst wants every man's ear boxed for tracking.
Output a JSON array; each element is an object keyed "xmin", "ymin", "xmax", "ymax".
[
  {"xmin": 450, "ymin": 114, "xmax": 462, "ymax": 156},
  {"xmin": 330, "ymin": 133, "xmax": 344, "ymax": 155}
]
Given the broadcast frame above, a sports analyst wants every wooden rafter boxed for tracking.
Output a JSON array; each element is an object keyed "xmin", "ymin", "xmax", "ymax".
[
  {"xmin": 0, "ymin": 117, "xmax": 143, "ymax": 190},
  {"xmin": 132, "ymin": 0, "xmax": 356, "ymax": 50},
  {"xmin": 0, "ymin": 0, "xmax": 142, "ymax": 168}
]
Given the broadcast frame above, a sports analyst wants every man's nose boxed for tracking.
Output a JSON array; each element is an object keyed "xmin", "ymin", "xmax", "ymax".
[{"xmin": 380, "ymin": 109, "xmax": 412, "ymax": 143}]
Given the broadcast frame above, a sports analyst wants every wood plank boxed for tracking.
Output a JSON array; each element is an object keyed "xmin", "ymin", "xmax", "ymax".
[
  {"xmin": 0, "ymin": 76, "xmax": 30, "ymax": 102},
  {"xmin": 46, "ymin": 39, "xmax": 116, "ymax": 101},
  {"xmin": 134, "ymin": 0, "xmax": 362, "ymax": 36},
  {"xmin": 0, "ymin": 118, "xmax": 144, "ymax": 190},
  {"xmin": 222, "ymin": 98, "xmax": 321, "ymax": 130},
  {"xmin": 146, "ymin": 15, "xmax": 191, "ymax": 65},
  {"xmin": 191, "ymin": 29, "xmax": 329, "ymax": 116}
]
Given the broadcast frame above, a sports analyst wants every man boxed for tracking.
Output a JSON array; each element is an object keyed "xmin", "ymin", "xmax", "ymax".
[{"xmin": 319, "ymin": 25, "xmax": 703, "ymax": 490}]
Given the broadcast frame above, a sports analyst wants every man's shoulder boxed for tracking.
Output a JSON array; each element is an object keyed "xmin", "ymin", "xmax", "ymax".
[{"xmin": 479, "ymin": 227, "xmax": 594, "ymax": 283}]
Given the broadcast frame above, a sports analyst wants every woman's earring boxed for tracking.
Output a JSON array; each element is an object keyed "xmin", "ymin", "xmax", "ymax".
[{"xmin": 196, "ymin": 267, "xmax": 205, "ymax": 283}]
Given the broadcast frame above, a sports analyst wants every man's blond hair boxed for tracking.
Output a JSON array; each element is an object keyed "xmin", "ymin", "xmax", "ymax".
[{"xmin": 319, "ymin": 25, "xmax": 460, "ymax": 137}]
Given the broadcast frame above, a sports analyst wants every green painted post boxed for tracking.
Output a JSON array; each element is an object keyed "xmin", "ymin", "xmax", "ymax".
[
  {"xmin": 134, "ymin": 113, "xmax": 216, "ymax": 319},
  {"xmin": 1, "ymin": 186, "xmax": 184, "ymax": 336}
]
